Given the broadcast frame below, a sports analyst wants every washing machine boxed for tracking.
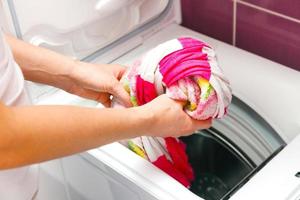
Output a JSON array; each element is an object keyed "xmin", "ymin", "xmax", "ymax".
[{"xmin": 2, "ymin": 0, "xmax": 300, "ymax": 199}]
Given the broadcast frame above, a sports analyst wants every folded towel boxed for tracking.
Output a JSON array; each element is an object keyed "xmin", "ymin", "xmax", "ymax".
[{"xmin": 117, "ymin": 37, "xmax": 232, "ymax": 187}]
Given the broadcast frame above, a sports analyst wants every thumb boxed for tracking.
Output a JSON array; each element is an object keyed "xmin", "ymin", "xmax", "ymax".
[
  {"xmin": 159, "ymin": 94, "xmax": 187, "ymax": 108},
  {"xmin": 111, "ymin": 83, "xmax": 132, "ymax": 107},
  {"xmin": 193, "ymin": 118, "xmax": 212, "ymax": 130},
  {"xmin": 174, "ymin": 100, "xmax": 188, "ymax": 108}
]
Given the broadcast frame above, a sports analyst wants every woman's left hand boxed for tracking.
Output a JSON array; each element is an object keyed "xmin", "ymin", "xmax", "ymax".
[{"xmin": 67, "ymin": 61, "xmax": 131, "ymax": 107}]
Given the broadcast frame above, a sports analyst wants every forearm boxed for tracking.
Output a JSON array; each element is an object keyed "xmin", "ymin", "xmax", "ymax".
[
  {"xmin": 4, "ymin": 34, "xmax": 75, "ymax": 90},
  {"xmin": 0, "ymin": 103, "xmax": 148, "ymax": 169}
]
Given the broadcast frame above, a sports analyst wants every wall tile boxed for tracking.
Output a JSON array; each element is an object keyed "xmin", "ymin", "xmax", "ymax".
[
  {"xmin": 181, "ymin": 0, "xmax": 233, "ymax": 44},
  {"xmin": 236, "ymin": 3, "xmax": 300, "ymax": 71},
  {"xmin": 243, "ymin": 0, "xmax": 300, "ymax": 20}
]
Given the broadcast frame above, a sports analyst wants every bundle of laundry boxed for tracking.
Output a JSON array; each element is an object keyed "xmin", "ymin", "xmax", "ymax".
[{"xmin": 116, "ymin": 37, "xmax": 232, "ymax": 188}]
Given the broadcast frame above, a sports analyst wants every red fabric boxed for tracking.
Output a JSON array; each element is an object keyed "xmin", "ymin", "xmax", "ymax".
[
  {"xmin": 136, "ymin": 75, "xmax": 158, "ymax": 105},
  {"xmin": 165, "ymin": 137, "xmax": 195, "ymax": 182},
  {"xmin": 152, "ymin": 138, "xmax": 195, "ymax": 187},
  {"xmin": 153, "ymin": 155, "xmax": 191, "ymax": 188}
]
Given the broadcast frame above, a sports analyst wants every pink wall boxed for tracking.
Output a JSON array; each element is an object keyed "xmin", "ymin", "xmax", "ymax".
[{"xmin": 181, "ymin": 0, "xmax": 300, "ymax": 71}]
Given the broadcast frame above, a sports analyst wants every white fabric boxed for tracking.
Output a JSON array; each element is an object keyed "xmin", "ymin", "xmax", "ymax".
[
  {"xmin": 138, "ymin": 39, "xmax": 182, "ymax": 83},
  {"xmin": 0, "ymin": 15, "xmax": 39, "ymax": 200},
  {"xmin": 202, "ymin": 46, "xmax": 231, "ymax": 118}
]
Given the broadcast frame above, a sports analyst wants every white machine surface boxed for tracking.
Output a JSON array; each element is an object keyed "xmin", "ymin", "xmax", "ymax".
[{"xmin": 3, "ymin": 0, "xmax": 300, "ymax": 200}]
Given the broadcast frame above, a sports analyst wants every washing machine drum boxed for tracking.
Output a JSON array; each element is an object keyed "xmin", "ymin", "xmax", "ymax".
[
  {"xmin": 180, "ymin": 96, "xmax": 285, "ymax": 200},
  {"xmin": 181, "ymin": 131, "xmax": 251, "ymax": 200}
]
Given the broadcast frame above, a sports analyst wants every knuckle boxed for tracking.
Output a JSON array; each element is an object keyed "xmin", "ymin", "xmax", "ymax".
[
  {"xmin": 110, "ymin": 82, "xmax": 120, "ymax": 93},
  {"xmin": 201, "ymin": 120, "xmax": 212, "ymax": 129},
  {"xmin": 205, "ymin": 121, "xmax": 212, "ymax": 129}
]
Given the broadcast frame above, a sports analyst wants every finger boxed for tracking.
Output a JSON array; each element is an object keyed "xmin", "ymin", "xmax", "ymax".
[
  {"xmin": 158, "ymin": 94, "xmax": 187, "ymax": 108},
  {"xmin": 111, "ymin": 83, "xmax": 132, "ymax": 107},
  {"xmin": 73, "ymin": 88, "xmax": 100, "ymax": 101},
  {"xmin": 96, "ymin": 93, "xmax": 111, "ymax": 107},
  {"xmin": 174, "ymin": 100, "xmax": 188, "ymax": 107},
  {"xmin": 77, "ymin": 89, "xmax": 111, "ymax": 107},
  {"xmin": 193, "ymin": 118, "xmax": 212, "ymax": 130},
  {"xmin": 179, "ymin": 118, "xmax": 212, "ymax": 137},
  {"xmin": 116, "ymin": 65, "xmax": 128, "ymax": 80}
]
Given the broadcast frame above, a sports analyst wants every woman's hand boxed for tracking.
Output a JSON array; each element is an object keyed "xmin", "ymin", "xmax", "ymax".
[
  {"xmin": 68, "ymin": 61, "xmax": 131, "ymax": 107},
  {"xmin": 138, "ymin": 95, "xmax": 212, "ymax": 137}
]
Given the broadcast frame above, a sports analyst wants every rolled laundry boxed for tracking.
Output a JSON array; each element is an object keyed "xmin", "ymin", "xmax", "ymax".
[{"xmin": 115, "ymin": 37, "xmax": 232, "ymax": 188}]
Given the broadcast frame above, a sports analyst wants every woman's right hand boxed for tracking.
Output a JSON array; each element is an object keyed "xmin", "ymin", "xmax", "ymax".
[{"xmin": 137, "ymin": 94, "xmax": 212, "ymax": 137}]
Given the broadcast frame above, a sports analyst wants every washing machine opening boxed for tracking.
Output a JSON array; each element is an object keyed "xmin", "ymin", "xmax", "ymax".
[
  {"xmin": 180, "ymin": 129, "xmax": 253, "ymax": 200},
  {"xmin": 179, "ymin": 96, "xmax": 286, "ymax": 200}
]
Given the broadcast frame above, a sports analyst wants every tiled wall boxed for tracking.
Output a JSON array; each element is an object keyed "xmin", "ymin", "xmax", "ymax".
[{"xmin": 181, "ymin": 0, "xmax": 300, "ymax": 71}]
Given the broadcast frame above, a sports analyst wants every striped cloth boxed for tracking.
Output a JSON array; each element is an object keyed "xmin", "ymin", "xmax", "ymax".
[{"xmin": 117, "ymin": 37, "xmax": 232, "ymax": 187}]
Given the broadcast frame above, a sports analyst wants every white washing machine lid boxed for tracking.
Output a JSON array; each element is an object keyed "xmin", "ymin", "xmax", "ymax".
[{"xmin": 2, "ymin": 0, "xmax": 180, "ymax": 61}]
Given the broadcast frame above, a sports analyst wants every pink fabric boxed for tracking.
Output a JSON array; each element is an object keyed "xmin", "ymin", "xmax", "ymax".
[
  {"xmin": 118, "ymin": 37, "xmax": 232, "ymax": 188},
  {"xmin": 178, "ymin": 37, "xmax": 209, "ymax": 48},
  {"xmin": 159, "ymin": 47, "xmax": 211, "ymax": 87}
]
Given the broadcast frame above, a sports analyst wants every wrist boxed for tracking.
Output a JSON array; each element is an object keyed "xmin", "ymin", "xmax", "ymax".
[
  {"xmin": 54, "ymin": 59, "xmax": 81, "ymax": 91},
  {"xmin": 128, "ymin": 105, "xmax": 154, "ymax": 136},
  {"xmin": 66, "ymin": 59, "xmax": 82, "ymax": 82}
]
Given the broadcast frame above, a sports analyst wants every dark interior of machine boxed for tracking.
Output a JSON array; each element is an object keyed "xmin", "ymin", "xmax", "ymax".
[{"xmin": 180, "ymin": 130, "xmax": 253, "ymax": 200}]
